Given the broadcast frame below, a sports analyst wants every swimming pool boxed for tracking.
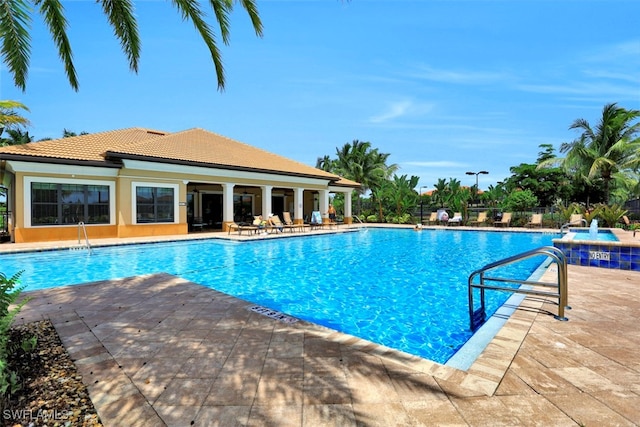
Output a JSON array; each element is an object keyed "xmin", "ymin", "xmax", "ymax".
[{"xmin": 1, "ymin": 228, "xmax": 558, "ymax": 364}]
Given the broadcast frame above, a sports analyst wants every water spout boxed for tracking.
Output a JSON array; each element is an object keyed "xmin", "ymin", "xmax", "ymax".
[{"xmin": 589, "ymin": 219, "xmax": 598, "ymax": 240}]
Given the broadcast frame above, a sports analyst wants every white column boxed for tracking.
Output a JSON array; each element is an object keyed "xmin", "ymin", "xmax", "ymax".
[
  {"xmin": 319, "ymin": 189, "xmax": 329, "ymax": 220},
  {"xmin": 293, "ymin": 187, "xmax": 304, "ymax": 223},
  {"xmin": 222, "ymin": 183, "xmax": 235, "ymax": 223},
  {"xmin": 344, "ymin": 190, "xmax": 353, "ymax": 221},
  {"xmin": 261, "ymin": 185, "xmax": 273, "ymax": 217}
]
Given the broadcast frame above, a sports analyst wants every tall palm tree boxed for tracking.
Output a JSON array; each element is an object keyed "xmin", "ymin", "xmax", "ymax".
[
  {"xmin": 0, "ymin": 0, "xmax": 263, "ymax": 91},
  {"xmin": 333, "ymin": 140, "xmax": 397, "ymax": 215},
  {"xmin": 560, "ymin": 103, "xmax": 640, "ymax": 204}
]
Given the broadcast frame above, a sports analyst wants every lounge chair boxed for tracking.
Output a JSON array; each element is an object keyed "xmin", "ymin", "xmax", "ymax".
[
  {"xmin": 191, "ymin": 216, "xmax": 206, "ymax": 232},
  {"xmin": 423, "ymin": 212, "xmax": 438, "ymax": 225},
  {"xmin": 283, "ymin": 212, "xmax": 309, "ymax": 232},
  {"xmin": 469, "ymin": 212, "xmax": 488, "ymax": 227},
  {"xmin": 447, "ymin": 212, "xmax": 463, "ymax": 226},
  {"xmin": 494, "ymin": 212, "xmax": 512, "ymax": 227},
  {"xmin": 526, "ymin": 213, "xmax": 543, "ymax": 228},
  {"xmin": 569, "ymin": 214, "xmax": 585, "ymax": 226},
  {"xmin": 227, "ymin": 222, "xmax": 259, "ymax": 235},
  {"xmin": 622, "ymin": 215, "xmax": 631, "ymax": 230},
  {"xmin": 267, "ymin": 214, "xmax": 294, "ymax": 233}
]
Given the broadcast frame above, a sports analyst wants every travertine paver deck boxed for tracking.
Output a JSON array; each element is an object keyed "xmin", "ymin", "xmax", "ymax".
[{"xmin": 6, "ymin": 228, "xmax": 640, "ymax": 426}]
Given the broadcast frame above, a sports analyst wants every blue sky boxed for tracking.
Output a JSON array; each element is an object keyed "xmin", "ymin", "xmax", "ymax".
[{"xmin": 1, "ymin": 0, "xmax": 639, "ymax": 191}]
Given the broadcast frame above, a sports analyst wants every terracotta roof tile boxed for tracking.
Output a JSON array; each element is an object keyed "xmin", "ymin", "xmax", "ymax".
[
  {"xmin": 0, "ymin": 128, "xmax": 166, "ymax": 163},
  {"xmin": 0, "ymin": 127, "xmax": 360, "ymax": 186},
  {"xmin": 105, "ymin": 128, "xmax": 340, "ymax": 180}
]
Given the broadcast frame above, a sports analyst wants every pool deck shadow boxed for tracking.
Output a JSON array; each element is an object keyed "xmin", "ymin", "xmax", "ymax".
[{"xmin": 12, "ymin": 264, "xmax": 640, "ymax": 426}]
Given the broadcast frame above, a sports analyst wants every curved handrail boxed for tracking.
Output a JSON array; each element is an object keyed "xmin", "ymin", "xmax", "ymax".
[
  {"xmin": 468, "ymin": 246, "xmax": 568, "ymax": 330},
  {"xmin": 560, "ymin": 218, "xmax": 588, "ymax": 233},
  {"xmin": 352, "ymin": 215, "xmax": 364, "ymax": 224},
  {"xmin": 77, "ymin": 222, "xmax": 93, "ymax": 253}
]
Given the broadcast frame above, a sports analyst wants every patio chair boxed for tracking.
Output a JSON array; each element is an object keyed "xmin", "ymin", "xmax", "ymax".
[
  {"xmin": 423, "ymin": 212, "xmax": 438, "ymax": 225},
  {"xmin": 569, "ymin": 214, "xmax": 585, "ymax": 226},
  {"xmin": 283, "ymin": 211, "xmax": 309, "ymax": 232},
  {"xmin": 267, "ymin": 214, "xmax": 294, "ymax": 233},
  {"xmin": 469, "ymin": 212, "xmax": 488, "ymax": 227},
  {"xmin": 191, "ymin": 216, "xmax": 206, "ymax": 232},
  {"xmin": 526, "ymin": 213, "xmax": 543, "ymax": 228},
  {"xmin": 447, "ymin": 212, "xmax": 463, "ymax": 226},
  {"xmin": 494, "ymin": 212, "xmax": 512, "ymax": 227},
  {"xmin": 227, "ymin": 222, "xmax": 259, "ymax": 235}
]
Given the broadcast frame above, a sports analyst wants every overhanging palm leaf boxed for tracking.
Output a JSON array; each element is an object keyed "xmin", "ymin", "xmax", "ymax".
[
  {"xmin": 0, "ymin": 0, "xmax": 31, "ymax": 91},
  {"xmin": 38, "ymin": 0, "xmax": 78, "ymax": 90},
  {"xmin": 1, "ymin": 0, "xmax": 263, "ymax": 91}
]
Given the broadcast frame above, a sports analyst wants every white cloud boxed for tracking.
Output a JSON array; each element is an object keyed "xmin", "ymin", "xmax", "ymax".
[
  {"xmin": 402, "ymin": 160, "xmax": 467, "ymax": 168},
  {"xmin": 407, "ymin": 65, "xmax": 509, "ymax": 85},
  {"xmin": 369, "ymin": 100, "xmax": 412, "ymax": 123}
]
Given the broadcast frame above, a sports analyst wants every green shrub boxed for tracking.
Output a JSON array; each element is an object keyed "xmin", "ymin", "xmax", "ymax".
[
  {"xmin": 0, "ymin": 271, "xmax": 31, "ymax": 398},
  {"xmin": 595, "ymin": 204, "xmax": 628, "ymax": 228}
]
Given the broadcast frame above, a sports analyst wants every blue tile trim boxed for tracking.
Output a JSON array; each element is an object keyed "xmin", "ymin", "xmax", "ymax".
[{"xmin": 553, "ymin": 241, "xmax": 640, "ymax": 272}]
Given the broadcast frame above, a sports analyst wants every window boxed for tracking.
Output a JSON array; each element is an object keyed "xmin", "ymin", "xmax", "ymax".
[
  {"xmin": 31, "ymin": 183, "xmax": 110, "ymax": 226},
  {"xmin": 136, "ymin": 186, "xmax": 175, "ymax": 223}
]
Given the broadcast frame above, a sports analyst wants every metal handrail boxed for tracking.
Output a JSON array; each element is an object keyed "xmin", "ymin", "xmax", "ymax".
[
  {"xmin": 560, "ymin": 218, "xmax": 588, "ymax": 233},
  {"xmin": 77, "ymin": 222, "xmax": 93, "ymax": 253},
  {"xmin": 352, "ymin": 215, "xmax": 364, "ymax": 224},
  {"xmin": 468, "ymin": 246, "xmax": 569, "ymax": 331}
]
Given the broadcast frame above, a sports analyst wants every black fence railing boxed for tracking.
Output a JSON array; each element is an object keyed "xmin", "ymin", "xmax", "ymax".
[{"xmin": 1, "ymin": 210, "xmax": 10, "ymax": 242}]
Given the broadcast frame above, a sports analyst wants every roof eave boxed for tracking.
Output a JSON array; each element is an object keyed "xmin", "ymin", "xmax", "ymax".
[
  {"xmin": 0, "ymin": 154, "xmax": 121, "ymax": 168},
  {"xmin": 106, "ymin": 152, "xmax": 340, "ymax": 181}
]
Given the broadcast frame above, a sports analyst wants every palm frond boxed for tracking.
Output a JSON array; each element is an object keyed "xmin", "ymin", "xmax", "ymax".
[
  {"xmin": 99, "ymin": 0, "xmax": 140, "ymax": 73},
  {"xmin": 0, "ymin": 0, "xmax": 32, "ymax": 91},
  {"xmin": 237, "ymin": 0, "xmax": 263, "ymax": 37},
  {"xmin": 172, "ymin": 0, "xmax": 225, "ymax": 90},
  {"xmin": 37, "ymin": 0, "xmax": 78, "ymax": 90}
]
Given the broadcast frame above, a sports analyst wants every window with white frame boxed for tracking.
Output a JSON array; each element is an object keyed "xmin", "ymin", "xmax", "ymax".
[
  {"xmin": 134, "ymin": 184, "xmax": 177, "ymax": 223},
  {"xmin": 31, "ymin": 182, "xmax": 110, "ymax": 226}
]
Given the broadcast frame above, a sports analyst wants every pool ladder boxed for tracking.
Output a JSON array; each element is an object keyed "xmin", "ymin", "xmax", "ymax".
[
  {"xmin": 468, "ymin": 246, "xmax": 569, "ymax": 331},
  {"xmin": 72, "ymin": 222, "xmax": 93, "ymax": 253}
]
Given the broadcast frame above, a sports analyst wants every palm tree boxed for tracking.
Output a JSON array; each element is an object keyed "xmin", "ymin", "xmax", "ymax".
[
  {"xmin": 0, "ymin": 0, "xmax": 263, "ymax": 91},
  {"xmin": 315, "ymin": 155, "xmax": 335, "ymax": 172},
  {"xmin": 0, "ymin": 100, "xmax": 29, "ymax": 137},
  {"xmin": 0, "ymin": 128, "xmax": 33, "ymax": 146},
  {"xmin": 333, "ymin": 140, "xmax": 397, "ymax": 215},
  {"xmin": 559, "ymin": 103, "xmax": 640, "ymax": 204}
]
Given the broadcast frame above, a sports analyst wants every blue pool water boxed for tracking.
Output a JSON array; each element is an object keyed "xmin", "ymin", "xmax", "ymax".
[
  {"xmin": 569, "ymin": 229, "xmax": 619, "ymax": 242},
  {"xmin": 1, "ymin": 229, "xmax": 558, "ymax": 364}
]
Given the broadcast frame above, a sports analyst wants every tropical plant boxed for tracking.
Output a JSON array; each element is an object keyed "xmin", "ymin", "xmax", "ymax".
[
  {"xmin": 556, "ymin": 202, "xmax": 583, "ymax": 224},
  {"xmin": 62, "ymin": 129, "xmax": 89, "ymax": 138},
  {"xmin": 0, "ymin": 0, "xmax": 263, "ymax": 91},
  {"xmin": 327, "ymin": 140, "xmax": 398, "ymax": 215},
  {"xmin": 0, "ymin": 100, "xmax": 29, "ymax": 137},
  {"xmin": 0, "ymin": 271, "xmax": 30, "ymax": 398},
  {"xmin": 431, "ymin": 178, "xmax": 449, "ymax": 208},
  {"xmin": 594, "ymin": 204, "xmax": 628, "ymax": 228},
  {"xmin": 0, "ymin": 128, "xmax": 33, "ymax": 146},
  {"xmin": 501, "ymin": 189, "xmax": 538, "ymax": 214},
  {"xmin": 507, "ymin": 144, "xmax": 571, "ymax": 207},
  {"xmin": 386, "ymin": 174, "xmax": 420, "ymax": 218},
  {"xmin": 552, "ymin": 103, "xmax": 640, "ymax": 205}
]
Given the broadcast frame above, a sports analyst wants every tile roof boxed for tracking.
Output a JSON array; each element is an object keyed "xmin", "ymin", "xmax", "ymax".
[
  {"xmin": 0, "ymin": 127, "xmax": 165, "ymax": 164},
  {"xmin": 0, "ymin": 127, "xmax": 361, "ymax": 186}
]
